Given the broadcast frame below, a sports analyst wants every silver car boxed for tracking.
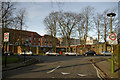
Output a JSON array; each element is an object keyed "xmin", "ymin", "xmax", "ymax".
[
  {"xmin": 45, "ymin": 52, "xmax": 59, "ymax": 56},
  {"xmin": 64, "ymin": 52, "xmax": 79, "ymax": 56},
  {"xmin": 20, "ymin": 51, "xmax": 33, "ymax": 56},
  {"xmin": 100, "ymin": 51, "xmax": 112, "ymax": 56}
]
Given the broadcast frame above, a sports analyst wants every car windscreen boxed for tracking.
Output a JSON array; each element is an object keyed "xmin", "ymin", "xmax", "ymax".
[
  {"xmin": 105, "ymin": 51, "xmax": 109, "ymax": 53},
  {"xmin": 89, "ymin": 51, "xmax": 95, "ymax": 53}
]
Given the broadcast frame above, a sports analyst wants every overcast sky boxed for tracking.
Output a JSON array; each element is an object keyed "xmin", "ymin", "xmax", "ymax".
[{"xmin": 13, "ymin": 1, "xmax": 118, "ymax": 39}]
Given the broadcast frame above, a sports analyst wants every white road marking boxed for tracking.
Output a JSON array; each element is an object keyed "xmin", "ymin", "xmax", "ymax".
[
  {"xmin": 52, "ymin": 77, "xmax": 55, "ymax": 78},
  {"xmin": 91, "ymin": 63, "xmax": 102, "ymax": 80},
  {"xmin": 78, "ymin": 74, "xmax": 86, "ymax": 77},
  {"xmin": 61, "ymin": 72, "xmax": 70, "ymax": 75},
  {"xmin": 47, "ymin": 66, "xmax": 60, "ymax": 74}
]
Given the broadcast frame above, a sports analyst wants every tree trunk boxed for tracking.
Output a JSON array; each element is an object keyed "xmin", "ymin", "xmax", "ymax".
[
  {"xmin": 83, "ymin": 35, "xmax": 86, "ymax": 53},
  {"xmin": 97, "ymin": 22, "xmax": 100, "ymax": 54},
  {"xmin": 104, "ymin": 17, "xmax": 107, "ymax": 51},
  {"xmin": 67, "ymin": 37, "xmax": 71, "ymax": 52}
]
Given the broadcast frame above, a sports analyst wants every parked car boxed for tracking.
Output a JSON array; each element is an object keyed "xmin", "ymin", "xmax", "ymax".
[
  {"xmin": 45, "ymin": 51, "xmax": 59, "ymax": 56},
  {"xmin": 3, "ymin": 51, "xmax": 14, "ymax": 56},
  {"xmin": 100, "ymin": 51, "xmax": 112, "ymax": 56},
  {"xmin": 20, "ymin": 51, "xmax": 33, "ymax": 56},
  {"xmin": 83, "ymin": 51, "xmax": 96, "ymax": 56},
  {"xmin": 64, "ymin": 52, "xmax": 79, "ymax": 56}
]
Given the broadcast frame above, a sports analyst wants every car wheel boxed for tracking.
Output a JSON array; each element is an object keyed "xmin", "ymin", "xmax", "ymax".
[
  {"xmin": 85, "ymin": 54, "xmax": 87, "ymax": 56},
  {"xmin": 66, "ymin": 54, "xmax": 69, "ymax": 56}
]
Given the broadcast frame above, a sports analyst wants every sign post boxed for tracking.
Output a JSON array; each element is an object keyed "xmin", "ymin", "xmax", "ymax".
[
  {"xmin": 4, "ymin": 32, "xmax": 9, "ymax": 67},
  {"xmin": 109, "ymin": 33, "xmax": 117, "ymax": 73}
]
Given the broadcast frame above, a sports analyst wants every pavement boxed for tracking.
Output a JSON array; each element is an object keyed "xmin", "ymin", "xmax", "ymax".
[
  {"xmin": 91, "ymin": 57, "xmax": 119, "ymax": 79},
  {"xmin": 2, "ymin": 56, "xmax": 39, "ymax": 71}
]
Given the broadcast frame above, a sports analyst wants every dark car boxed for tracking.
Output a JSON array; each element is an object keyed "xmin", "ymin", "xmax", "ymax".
[{"xmin": 83, "ymin": 51, "xmax": 96, "ymax": 56}]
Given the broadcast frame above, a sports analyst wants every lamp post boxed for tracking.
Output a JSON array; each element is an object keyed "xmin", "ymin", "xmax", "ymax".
[
  {"xmin": 107, "ymin": 13, "xmax": 116, "ymax": 33},
  {"xmin": 107, "ymin": 12, "xmax": 116, "ymax": 73}
]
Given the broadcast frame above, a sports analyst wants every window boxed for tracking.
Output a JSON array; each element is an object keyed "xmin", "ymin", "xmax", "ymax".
[
  {"xmin": 45, "ymin": 43, "xmax": 47, "ymax": 47},
  {"xmin": 91, "ymin": 41, "xmax": 92, "ymax": 43},
  {"xmin": 29, "ymin": 37, "xmax": 31, "ymax": 40},
  {"xmin": 19, "ymin": 36, "xmax": 21, "ymax": 38},
  {"xmin": 39, "ymin": 43, "xmax": 40, "ymax": 46},
  {"xmin": 39, "ymin": 38, "xmax": 40, "ymax": 41}
]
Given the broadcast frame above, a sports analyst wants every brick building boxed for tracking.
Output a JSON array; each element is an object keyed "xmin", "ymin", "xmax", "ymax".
[
  {"xmin": 3, "ymin": 28, "xmax": 42, "ymax": 53},
  {"xmin": 41, "ymin": 35, "xmax": 60, "ymax": 47},
  {"xmin": 2, "ymin": 28, "xmax": 114, "ymax": 55},
  {"xmin": 2, "ymin": 28, "xmax": 60, "ymax": 54}
]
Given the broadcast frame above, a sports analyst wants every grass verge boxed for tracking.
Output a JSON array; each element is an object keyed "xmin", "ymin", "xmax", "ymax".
[{"xmin": 2, "ymin": 56, "xmax": 20, "ymax": 64}]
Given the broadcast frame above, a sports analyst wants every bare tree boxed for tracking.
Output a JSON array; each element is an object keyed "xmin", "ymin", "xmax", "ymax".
[
  {"xmin": 15, "ymin": 9, "xmax": 27, "ymax": 30},
  {"xmin": 101, "ymin": 10, "xmax": 109, "ymax": 51},
  {"xmin": 76, "ymin": 13, "xmax": 85, "ymax": 54},
  {"xmin": 81, "ymin": 6, "xmax": 94, "ymax": 52},
  {"xmin": 1, "ymin": 2, "xmax": 28, "ymax": 53},
  {"xmin": 2, "ymin": 2, "xmax": 16, "ymax": 29},
  {"xmin": 15, "ymin": 9, "xmax": 27, "ymax": 52},
  {"xmin": 44, "ymin": 12, "xmax": 58, "ymax": 52},
  {"xmin": 93, "ymin": 13, "xmax": 102, "ymax": 54},
  {"xmin": 1, "ymin": 2, "xmax": 16, "ymax": 52},
  {"xmin": 57, "ymin": 11, "xmax": 81, "ymax": 52}
]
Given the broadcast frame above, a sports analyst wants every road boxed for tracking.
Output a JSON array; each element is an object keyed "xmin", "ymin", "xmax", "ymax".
[{"xmin": 2, "ymin": 56, "xmax": 109, "ymax": 79}]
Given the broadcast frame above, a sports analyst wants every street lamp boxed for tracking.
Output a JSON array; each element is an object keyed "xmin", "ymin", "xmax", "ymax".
[
  {"xmin": 107, "ymin": 12, "xmax": 116, "ymax": 73},
  {"xmin": 107, "ymin": 13, "xmax": 116, "ymax": 33}
]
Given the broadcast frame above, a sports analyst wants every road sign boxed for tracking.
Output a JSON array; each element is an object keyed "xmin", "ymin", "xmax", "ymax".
[
  {"xmin": 4, "ymin": 32, "xmax": 9, "ymax": 42},
  {"xmin": 109, "ymin": 33, "xmax": 117, "ymax": 41},
  {"xmin": 109, "ymin": 33, "xmax": 118, "ymax": 45}
]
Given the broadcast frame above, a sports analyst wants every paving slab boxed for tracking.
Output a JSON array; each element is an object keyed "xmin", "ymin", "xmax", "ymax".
[{"xmin": 95, "ymin": 58, "xmax": 118, "ymax": 78}]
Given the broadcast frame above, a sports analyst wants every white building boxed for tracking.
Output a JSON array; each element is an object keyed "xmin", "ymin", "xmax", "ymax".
[
  {"xmin": 58, "ymin": 37, "xmax": 97, "ymax": 46},
  {"xmin": 86, "ymin": 37, "xmax": 97, "ymax": 45}
]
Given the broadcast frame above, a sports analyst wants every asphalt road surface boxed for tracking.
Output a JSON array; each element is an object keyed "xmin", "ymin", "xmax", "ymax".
[{"xmin": 2, "ymin": 56, "xmax": 109, "ymax": 79}]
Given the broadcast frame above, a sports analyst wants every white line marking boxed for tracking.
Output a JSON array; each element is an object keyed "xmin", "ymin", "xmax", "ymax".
[
  {"xmin": 78, "ymin": 74, "xmax": 86, "ymax": 77},
  {"xmin": 47, "ymin": 66, "xmax": 60, "ymax": 74},
  {"xmin": 91, "ymin": 63, "xmax": 102, "ymax": 80},
  {"xmin": 61, "ymin": 72, "xmax": 70, "ymax": 75}
]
